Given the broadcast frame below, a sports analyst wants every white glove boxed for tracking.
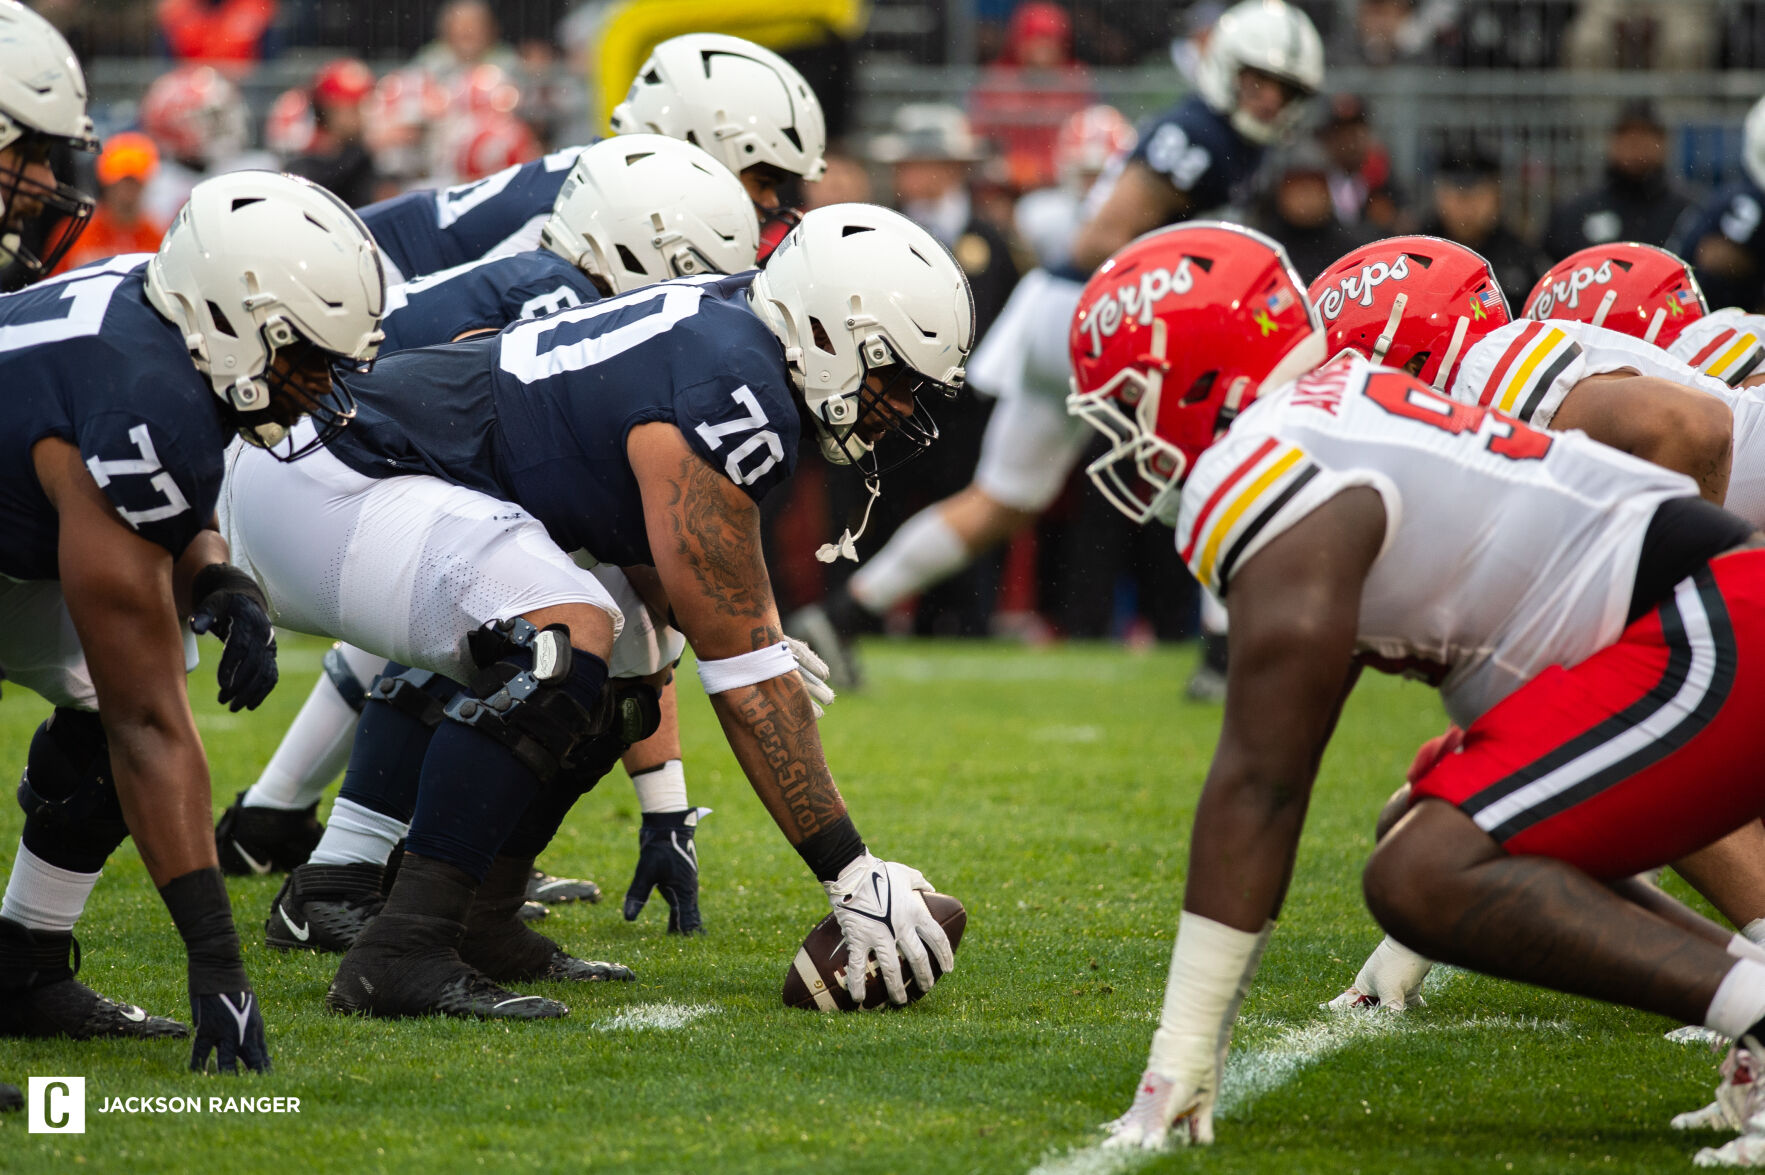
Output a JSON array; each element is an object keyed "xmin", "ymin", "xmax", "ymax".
[
  {"xmin": 822, "ymin": 853, "xmax": 953, "ymax": 1005},
  {"xmin": 1325, "ymin": 935, "xmax": 1434, "ymax": 1012},
  {"xmin": 785, "ymin": 635, "xmax": 835, "ymax": 719}
]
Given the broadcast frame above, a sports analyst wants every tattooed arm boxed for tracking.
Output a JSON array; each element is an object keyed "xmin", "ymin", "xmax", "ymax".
[{"xmin": 627, "ymin": 422, "xmax": 847, "ymax": 844}]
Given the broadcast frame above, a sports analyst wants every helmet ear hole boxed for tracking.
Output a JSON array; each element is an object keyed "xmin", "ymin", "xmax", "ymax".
[
  {"xmin": 1179, "ymin": 369, "xmax": 1217, "ymax": 406},
  {"xmin": 206, "ymin": 301, "xmax": 237, "ymax": 337},
  {"xmin": 809, "ymin": 316, "xmax": 837, "ymax": 356},
  {"xmin": 1402, "ymin": 351, "xmax": 1430, "ymax": 377},
  {"xmin": 615, "ymin": 244, "xmax": 648, "ymax": 276}
]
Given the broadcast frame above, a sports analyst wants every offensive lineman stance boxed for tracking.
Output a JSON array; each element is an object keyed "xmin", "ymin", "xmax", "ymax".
[
  {"xmin": 258, "ymin": 135, "xmax": 764, "ymax": 951},
  {"xmin": 0, "ymin": 171, "xmax": 384, "ymax": 1072},
  {"xmin": 221, "ymin": 204, "xmax": 972, "ymax": 1019},
  {"xmin": 1066, "ymin": 223, "xmax": 1765, "ymax": 1162},
  {"xmin": 221, "ymin": 32, "xmax": 831, "ymax": 917}
]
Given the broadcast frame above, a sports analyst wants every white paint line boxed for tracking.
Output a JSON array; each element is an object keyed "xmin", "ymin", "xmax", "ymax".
[{"xmin": 592, "ymin": 1002, "xmax": 716, "ymax": 1032}]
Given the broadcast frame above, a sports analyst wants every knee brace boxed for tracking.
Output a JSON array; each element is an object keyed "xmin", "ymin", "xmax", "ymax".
[
  {"xmin": 444, "ymin": 619, "xmax": 660, "ymax": 784},
  {"xmin": 17, "ymin": 709, "xmax": 130, "ymax": 871},
  {"xmin": 365, "ymin": 664, "xmax": 461, "ymax": 728},
  {"xmin": 322, "ymin": 643, "xmax": 371, "ymax": 714}
]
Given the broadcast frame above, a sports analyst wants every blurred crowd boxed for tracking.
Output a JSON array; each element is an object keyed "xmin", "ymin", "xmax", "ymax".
[{"xmin": 27, "ymin": 0, "xmax": 1765, "ymax": 644}]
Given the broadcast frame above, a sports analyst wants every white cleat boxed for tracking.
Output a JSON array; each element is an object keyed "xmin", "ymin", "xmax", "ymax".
[
  {"xmin": 1696, "ymin": 1121, "xmax": 1765, "ymax": 1167},
  {"xmin": 1100, "ymin": 1071, "xmax": 1207, "ymax": 1151},
  {"xmin": 1681, "ymin": 1036, "xmax": 1765, "ymax": 1136}
]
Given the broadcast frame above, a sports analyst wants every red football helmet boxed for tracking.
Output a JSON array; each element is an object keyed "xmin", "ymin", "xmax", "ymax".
[
  {"xmin": 1308, "ymin": 235, "xmax": 1509, "ymax": 391},
  {"xmin": 140, "ymin": 64, "xmax": 247, "ymax": 168},
  {"xmin": 1068, "ymin": 221, "xmax": 1325, "ymax": 524},
  {"xmin": 450, "ymin": 111, "xmax": 539, "ymax": 182},
  {"xmin": 1053, "ymin": 104, "xmax": 1136, "ymax": 187},
  {"xmin": 264, "ymin": 88, "xmax": 316, "ymax": 158},
  {"xmin": 1522, "ymin": 242, "xmax": 1707, "ymax": 348}
]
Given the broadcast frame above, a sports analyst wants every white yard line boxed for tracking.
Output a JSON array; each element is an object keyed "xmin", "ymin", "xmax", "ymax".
[{"xmin": 592, "ymin": 1002, "xmax": 716, "ymax": 1032}]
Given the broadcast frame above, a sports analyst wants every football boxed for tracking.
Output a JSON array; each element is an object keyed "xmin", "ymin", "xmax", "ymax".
[{"xmin": 782, "ymin": 892, "xmax": 967, "ymax": 1011}]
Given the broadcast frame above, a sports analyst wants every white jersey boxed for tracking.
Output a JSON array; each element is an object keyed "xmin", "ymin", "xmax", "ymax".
[
  {"xmin": 1178, "ymin": 354, "xmax": 1697, "ymax": 727},
  {"xmin": 1450, "ymin": 317, "xmax": 1765, "ymax": 529},
  {"xmin": 1670, "ymin": 307, "xmax": 1765, "ymax": 388}
]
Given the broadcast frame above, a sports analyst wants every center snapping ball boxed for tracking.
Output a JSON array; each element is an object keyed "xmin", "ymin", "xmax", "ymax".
[{"xmin": 782, "ymin": 892, "xmax": 967, "ymax": 1011}]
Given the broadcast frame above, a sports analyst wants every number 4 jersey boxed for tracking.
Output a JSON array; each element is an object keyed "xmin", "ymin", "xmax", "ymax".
[
  {"xmin": 0, "ymin": 255, "xmax": 230, "ymax": 580},
  {"xmin": 1177, "ymin": 354, "xmax": 1698, "ymax": 727},
  {"xmin": 325, "ymin": 271, "xmax": 800, "ymax": 568}
]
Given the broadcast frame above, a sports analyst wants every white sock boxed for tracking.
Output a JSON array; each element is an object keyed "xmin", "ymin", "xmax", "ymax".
[
  {"xmin": 1, "ymin": 843, "xmax": 100, "ymax": 932},
  {"xmin": 1732, "ymin": 934, "xmax": 1765, "ymax": 964},
  {"xmin": 1743, "ymin": 918, "xmax": 1765, "ymax": 947},
  {"xmin": 847, "ymin": 505, "xmax": 970, "ymax": 613},
  {"xmin": 632, "ymin": 759, "xmax": 689, "ymax": 813},
  {"xmin": 306, "ymin": 798, "xmax": 408, "ymax": 867},
  {"xmin": 1200, "ymin": 589, "xmax": 1229, "ymax": 637},
  {"xmin": 1707, "ymin": 958, "xmax": 1765, "ymax": 1039},
  {"xmin": 243, "ymin": 645, "xmax": 387, "ymax": 810}
]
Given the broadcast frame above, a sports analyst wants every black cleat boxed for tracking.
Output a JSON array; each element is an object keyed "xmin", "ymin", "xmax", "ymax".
[
  {"xmin": 464, "ymin": 856, "xmax": 633, "ymax": 985},
  {"xmin": 0, "ymin": 1083, "xmax": 20, "ymax": 1112},
  {"xmin": 326, "ymin": 913, "xmax": 567, "ymax": 1021},
  {"xmin": 265, "ymin": 862, "xmax": 385, "ymax": 953},
  {"xmin": 215, "ymin": 791, "xmax": 324, "ymax": 875},
  {"xmin": 526, "ymin": 868, "xmax": 601, "ymax": 905},
  {"xmin": 0, "ymin": 919, "xmax": 188, "ymax": 1040}
]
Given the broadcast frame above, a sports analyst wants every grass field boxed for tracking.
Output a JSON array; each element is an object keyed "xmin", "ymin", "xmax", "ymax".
[{"xmin": 0, "ymin": 635, "xmax": 1740, "ymax": 1173}]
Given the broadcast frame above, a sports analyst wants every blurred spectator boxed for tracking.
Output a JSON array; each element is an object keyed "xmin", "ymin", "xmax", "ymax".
[
  {"xmin": 156, "ymin": 0, "xmax": 277, "ymax": 65},
  {"xmin": 1349, "ymin": 0, "xmax": 1454, "ymax": 65},
  {"xmin": 414, "ymin": 0, "xmax": 520, "ymax": 84},
  {"xmin": 436, "ymin": 64, "xmax": 539, "ymax": 185},
  {"xmin": 55, "ymin": 132, "xmax": 164, "ymax": 273},
  {"xmin": 1541, "ymin": 101, "xmax": 1695, "ymax": 262},
  {"xmin": 873, "ymin": 104, "xmax": 1021, "ymax": 333},
  {"xmin": 264, "ymin": 86, "xmax": 317, "ymax": 160},
  {"xmin": 1015, "ymin": 104, "xmax": 1135, "ymax": 269},
  {"xmin": 1565, "ymin": 0, "xmax": 1716, "ymax": 71},
  {"xmin": 138, "ymin": 64, "xmax": 266, "ymax": 224},
  {"xmin": 1423, "ymin": 146, "xmax": 1548, "ymax": 300},
  {"xmin": 803, "ymin": 150, "xmax": 872, "ymax": 211},
  {"xmin": 284, "ymin": 59, "xmax": 381, "ymax": 207},
  {"xmin": 1253, "ymin": 140, "xmax": 1369, "ymax": 281},
  {"xmin": 364, "ymin": 67, "xmax": 451, "ymax": 190},
  {"xmin": 1317, "ymin": 93, "xmax": 1401, "ymax": 231},
  {"xmin": 969, "ymin": 2, "xmax": 1094, "ymax": 192}
]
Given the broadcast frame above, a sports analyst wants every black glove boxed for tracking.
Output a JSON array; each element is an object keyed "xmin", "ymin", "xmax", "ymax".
[
  {"xmin": 189, "ymin": 563, "xmax": 278, "ymax": 712},
  {"xmin": 623, "ymin": 809, "xmax": 706, "ymax": 935},
  {"xmin": 189, "ymin": 989, "xmax": 271, "ymax": 1074}
]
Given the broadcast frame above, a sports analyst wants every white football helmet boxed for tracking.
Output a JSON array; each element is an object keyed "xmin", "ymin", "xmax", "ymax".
[
  {"xmin": 748, "ymin": 203, "xmax": 974, "ymax": 468},
  {"xmin": 611, "ymin": 33, "xmax": 827, "ymax": 183},
  {"xmin": 1195, "ymin": 0, "xmax": 1324, "ymax": 145},
  {"xmin": 1744, "ymin": 94, "xmax": 1765, "ymax": 192},
  {"xmin": 0, "ymin": 0, "xmax": 97, "ymax": 284},
  {"xmin": 540, "ymin": 134, "xmax": 758, "ymax": 294},
  {"xmin": 145, "ymin": 171, "xmax": 385, "ymax": 456}
]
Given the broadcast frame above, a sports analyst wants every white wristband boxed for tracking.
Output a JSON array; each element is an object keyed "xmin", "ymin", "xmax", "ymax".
[
  {"xmin": 1148, "ymin": 912, "xmax": 1274, "ymax": 1082},
  {"xmin": 696, "ymin": 641, "xmax": 798, "ymax": 694}
]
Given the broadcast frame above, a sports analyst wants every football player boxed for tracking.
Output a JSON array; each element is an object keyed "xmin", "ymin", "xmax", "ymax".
[
  {"xmin": 218, "ymin": 204, "xmax": 971, "ymax": 1019},
  {"xmin": 0, "ymin": 0, "xmax": 96, "ymax": 294},
  {"xmin": 787, "ymin": 0, "xmax": 1322, "ymax": 691},
  {"xmin": 1323, "ymin": 240, "xmax": 1765, "ymax": 1010},
  {"xmin": 362, "ymin": 32, "xmax": 826, "ymax": 285},
  {"xmin": 0, "ymin": 170, "xmax": 384, "ymax": 1073},
  {"xmin": 223, "ymin": 31, "xmax": 831, "ymax": 900},
  {"xmin": 1069, "ymin": 223, "xmax": 1765, "ymax": 1159},
  {"xmin": 245, "ymin": 135, "xmax": 763, "ymax": 950},
  {"xmin": 1668, "ymin": 93, "xmax": 1765, "ymax": 315}
]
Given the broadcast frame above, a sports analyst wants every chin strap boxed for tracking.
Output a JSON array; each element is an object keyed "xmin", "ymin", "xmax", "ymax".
[{"xmin": 816, "ymin": 475, "xmax": 882, "ymax": 564}]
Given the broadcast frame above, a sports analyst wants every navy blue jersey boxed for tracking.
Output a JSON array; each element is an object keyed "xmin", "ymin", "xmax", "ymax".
[
  {"xmin": 379, "ymin": 250, "xmax": 602, "ymax": 354},
  {"xmin": 327, "ymin": 272, "xmax": 799, "ymax": 566},
  {"xmin": 1127, "ymin": 96, "xmax": 1262, "ymax": 219},
  {"xmin": 361, "ymin": 145, "xmax": 588, "ymax": 282},
  {"xmin": 1670, "ymin": 177, "xmax": 1765, "ymax": 262},
  {"xmin": 0, "ymin": 254, "xmax": 230, "ymax": 579}
]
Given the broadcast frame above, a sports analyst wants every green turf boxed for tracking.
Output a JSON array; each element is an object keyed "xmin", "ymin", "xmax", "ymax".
[{"xmin": 0, "ymin": 636, "xmax": 1734, "ymax": 1173}]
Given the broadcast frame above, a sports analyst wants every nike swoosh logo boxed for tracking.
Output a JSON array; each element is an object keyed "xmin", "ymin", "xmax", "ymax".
[
  {"xmin": 278, "ymin": 904, "xmax": 311, "ymax": 942},
  {"xmin": 121, "ymin": 1006, "xmax": 147, "ymax": 1022},
  {"xmin": 234, "ymin": 841, "xmax": 273, "ymax": 875},
  {"xmin": 492, "ymin": 996, "xmax": 549, "ymax": 1010}
]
